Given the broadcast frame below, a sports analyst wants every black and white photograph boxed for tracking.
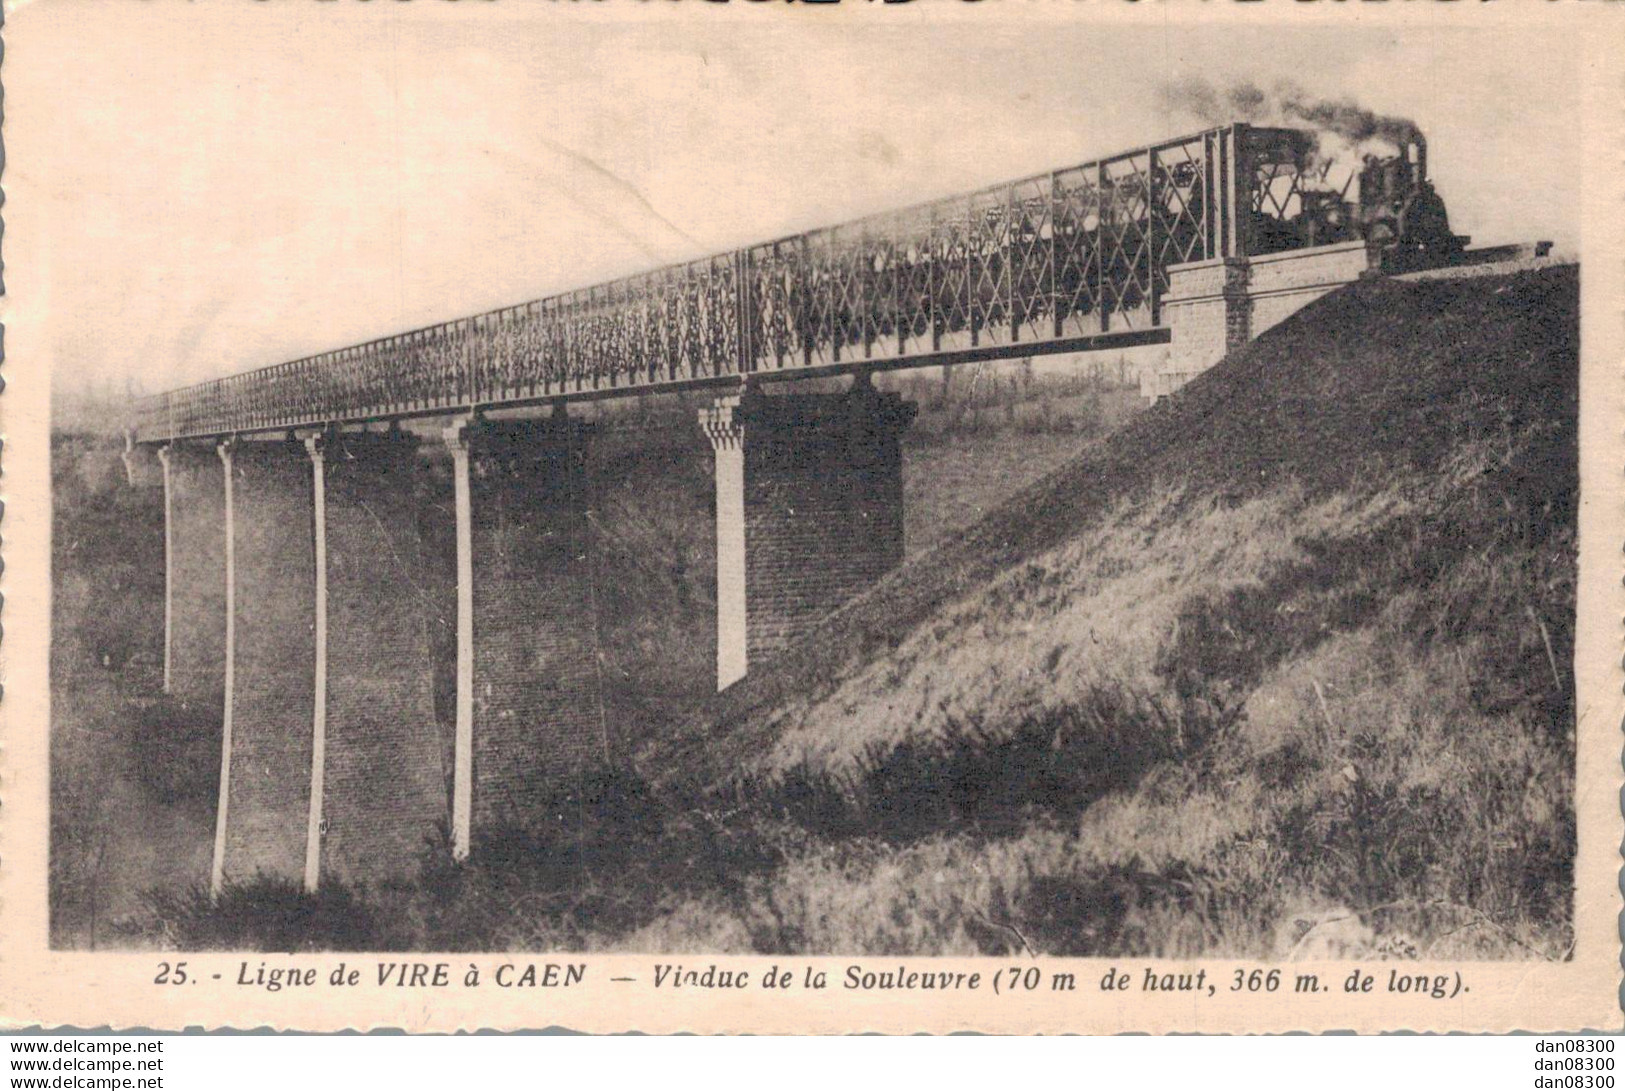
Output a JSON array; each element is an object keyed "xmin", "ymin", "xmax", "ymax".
[{"xmin": 8, "ymin": 0, "xmax": 1617, "ymax": 1037}]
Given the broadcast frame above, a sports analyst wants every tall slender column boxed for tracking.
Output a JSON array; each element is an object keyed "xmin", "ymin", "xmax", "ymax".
[
  {"xmin": 303, "ymin": 434, "xmax": 328, "ymax": 893},
  {"xmin": 157, "ymin": 445, "xmax": 175, "ymax": 695},
  {"xmin": 701, "ymin": 402, "xmax": 748, "ymax": 690},
  {"xmin": 121, "ymin": 431, "xmax": 138, "ymax": 487},
  {"xmin": 442, "ymin": 419, "xmax": 474, "ymax": 861},
  {"xmin": 210, "ymin": 437, "xmax": 237, "ymax": 900}
]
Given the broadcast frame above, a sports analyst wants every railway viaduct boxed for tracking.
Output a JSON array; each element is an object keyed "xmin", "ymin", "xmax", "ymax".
[{"xmin": 123, "ymin": 123, "xmax": 1386, "ymax": 895}]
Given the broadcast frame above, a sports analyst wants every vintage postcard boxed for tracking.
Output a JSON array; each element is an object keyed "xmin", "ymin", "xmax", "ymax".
[{"xmin": 1, "ymin": 0, "xmax": 1619, "ymax": 1034}]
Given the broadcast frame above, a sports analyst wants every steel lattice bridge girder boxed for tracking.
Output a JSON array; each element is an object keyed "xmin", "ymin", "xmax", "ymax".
[{"xmin": 137, "ymin": 124, "xmax": 1336, "ymax": 442}]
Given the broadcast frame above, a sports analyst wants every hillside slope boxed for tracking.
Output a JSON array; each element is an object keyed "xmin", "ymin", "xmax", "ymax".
[
  {"xmin": 621, "ymin": 263, "xmax": 1575, "ymax": 958},
  {"xmin": 654, "ymin": 263, "xmax": 1576, "ymax": 783}
]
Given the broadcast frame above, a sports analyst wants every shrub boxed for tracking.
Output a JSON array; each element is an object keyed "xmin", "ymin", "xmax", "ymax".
[
  {"xmin": 404, "ymin": 767, "xmax": 793, "ymax": 949},
  {"xmin": 1017, "ymin": 858, "xmax": 1208, "ymax": 958},
  {"xmin": 745, "ymin": 683, "xmax": 1236, "ymax": 847},
  {"xmin": 143, "ymin": 878, "xmax": 399, "ymax": 951}
]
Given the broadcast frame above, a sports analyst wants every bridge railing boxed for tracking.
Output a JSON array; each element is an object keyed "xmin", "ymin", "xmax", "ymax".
[{"xmin": 137, "ymin": 124, "xmax": 1346, "ymax": 442}]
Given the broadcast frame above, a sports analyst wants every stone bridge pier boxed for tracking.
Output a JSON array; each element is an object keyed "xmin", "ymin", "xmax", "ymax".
[
  {"xmin": 213, "ymin": 437, "xmax": 316, "ymax": 893},
  {"xmin": 190, "ymin": 416, "xmax": 618, "ymax": 895},
  {"xmin": 157, "ymin": 443, "xmax": 226, "ymax": 711},
  {"xmin": 443, "ymin": 415, "xmax": 608, "ymax": 858},
  {"xmin": 701, "ymin": 381, "xmax": 916, "ymax": 690},
  {"xmin": 311, "ymin": 432, "xmax": 448, "ymax": 888},
  {"xmin": 1149, "ymin": 240, "xmax": 1374, "ymax": 399}
]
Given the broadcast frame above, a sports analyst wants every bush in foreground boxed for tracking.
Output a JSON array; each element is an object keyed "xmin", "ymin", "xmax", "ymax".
[{"xmin": 142, "ymin": 878, "xmax": 400, "ymax": 951}]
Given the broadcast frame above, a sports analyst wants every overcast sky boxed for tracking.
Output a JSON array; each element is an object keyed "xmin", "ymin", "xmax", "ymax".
[{"xmin": 9, "ymin": 4, "xmax": 1581, "ymax": 399}]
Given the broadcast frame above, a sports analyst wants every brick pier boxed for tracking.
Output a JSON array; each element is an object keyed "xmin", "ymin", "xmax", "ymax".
[
  {"xmin": 159, "ymin": 444, "xmax": 227, "ymax": 710},
  {"xmin": 1150, "ymin": 240, "xmax": 1373, "ymax": 399},
  {"xmin": 444, "ymin": 416, "xmax": 608, "ymax": 851},
  {"xmin": 701, "ymin": 383, "xmax": 915, "ymax": 690},
  {"xmin": 216, "ymin": 438, "xmax": 315, "ymax": 890},
  {"xmin": 314, "ymin": 432, "xmax": 449, "ymax": 886}
]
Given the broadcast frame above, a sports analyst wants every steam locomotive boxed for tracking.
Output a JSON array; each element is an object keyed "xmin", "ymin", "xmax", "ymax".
[{"xmin": 1248, "ymin": 130, "xmax": 1468, "ymax": 271}]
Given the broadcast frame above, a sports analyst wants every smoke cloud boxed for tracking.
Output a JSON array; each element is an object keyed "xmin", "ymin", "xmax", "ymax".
[
  {"xmin": 1157, "ymin": 76, "xmax": 1423, "ymax": 193},
  {"xmin": 1159, "ymin": 77, "xmax": 1421, "ymax": 150}
]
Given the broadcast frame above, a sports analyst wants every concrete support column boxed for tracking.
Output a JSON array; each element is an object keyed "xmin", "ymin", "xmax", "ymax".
[
  {"xmin": 703, "ymin": 415, "xmax": 748, "ymax": 689},
  {"xmin": 210, "ymin": 438, "xmax": 236, "ymax": 900},
  {"xmin": 216, "ymin": 438, "xmax": 316, "ymax": 889},
  {"xmin": 302, "ymin": 434, "xmax": 328, "ymax": 894},
  {"xmin": 701, "ymin": 383, "xmax": 916, "ymax": 690},
  {"xmin": 442, "ymin": 420, "xmax": 475, "ymax": 861},
  {"xmin": 157, "ymin": 446, "xmax": 175, "ymax": 695}
]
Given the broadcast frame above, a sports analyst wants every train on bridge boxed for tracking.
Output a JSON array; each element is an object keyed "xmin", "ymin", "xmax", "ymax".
[
  {"xmin": 119, "ymin": 117, "xmax": 1484, "ymax": 892},
  {"xmin": 134, "ymin": 121, "xmax": 1466, "ymax": 443}
]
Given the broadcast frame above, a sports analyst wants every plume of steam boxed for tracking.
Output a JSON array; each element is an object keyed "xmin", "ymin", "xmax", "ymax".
[
  {"xmin": 1158, "ymin": 77, "xmax": 1422, "ymax": 192},
  {"xmin": 1276, "ymin": 84, "xmax": 1420, "ymax": 147},
  {"xmin": 1159, "ymin": 76, "xmax": 1420, "ymax": 150}
]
